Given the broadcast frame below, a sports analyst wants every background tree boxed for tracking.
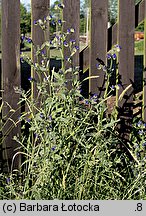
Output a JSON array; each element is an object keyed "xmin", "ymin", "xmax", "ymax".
[
  {"xmin": 109, "ymin": 0, "xmax": 142, "ymax": 26},
  {"xmin": 80, "ymin": 0, "xmax": 89, "ymax": 35},
  {"xmin": 108, "ymin": 0, "xmax": 117, "ymax": 25},
  {"xmin": 20, "ymin": 3, "xmax": 31, "ymax": 35}
]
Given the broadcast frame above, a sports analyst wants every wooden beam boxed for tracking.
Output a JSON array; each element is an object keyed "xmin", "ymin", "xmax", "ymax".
[
  {"xmin": 63, "ymin": 0, "xmax": 80, "ymax": 90},
  {"xmin": 118, "ymin": 0, "xmax": 135, "ymax": 102},
  {"xmin": 89, "ymin": 0, "xmax": 108, "ymax": 96},
  {"xmin": 31, "ymin": 0, "xmax": 50, "ymax": 100},
  {"xmin": 138, "ymin": 0, "xmax": 145, "ymax": 24},
  {"xmin": 117, "ymin": 0, "xmax": 135, "ymax": 139},
  {"xmin": 2, "ymin": 0, "xmax": 21, "ymax": 171},
  {"xmin": 63, "ymin": 0, "xmax": 80, "ymax": 67}
]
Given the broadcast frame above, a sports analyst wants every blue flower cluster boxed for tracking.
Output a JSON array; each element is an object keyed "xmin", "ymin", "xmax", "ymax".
[
  {"xmin": 96, "ymin": 44, "xmax": 121, "ymax": 72},
  {"xmin": 21, "ymin": 35, "xmax": 33, "ymax": 44},
  {"xmin": 136, "ymin": 120, "xmax": 146, "ymax": 135}
]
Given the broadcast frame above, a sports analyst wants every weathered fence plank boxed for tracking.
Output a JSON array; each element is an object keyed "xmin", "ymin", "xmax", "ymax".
[
  {"xmin": 63, "ymin": 0, "xmax": 80, "ymax": 89},
  {"xmin": 138, "ymin": 0, "xmax": 145, "ymax": 24},
  {"xmin": 63, "ymin": 0, "xmax": 80, "ymax": 66},
  {"xmin": 1, "ymin": 0, "xmax": 21, "ymax": 171},
  {"xmin": 118, "ymin": 0, "xmax": 135, "ymax": 103},
  {"xmin": 89, "ymin": 0, "xmax": 108, "ymax": 96},
  {"xmin": 31, "ymin": 0, "xmax": 50, "ymax": 99},
  {"xmin": 117, "ymin": 0, "xmax": 135, "ymax": 137}
]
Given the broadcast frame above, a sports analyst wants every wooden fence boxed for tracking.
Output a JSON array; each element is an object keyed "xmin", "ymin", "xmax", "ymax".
[{"xmin": 1, "ymin": 0, "xmax": 146, "ymax": 171}]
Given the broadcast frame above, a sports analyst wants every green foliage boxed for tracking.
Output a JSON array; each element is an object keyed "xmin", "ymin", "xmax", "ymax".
[
  {"xmin": 108, "ymin": 0, "xmax": 118, "ymax": 25},
  {"xmin": 135, "ymin": 22, "xmax": 144, "ymax": 32},
  {"xmin": 108, "ymin": 0, "xmax": 143, "ymax": 25},
  {"xmin": 135, "ymin": 40, "xmax": 144, "ymax": 55},
  {"xmin": 20, "ymin": 3, "xmax": 31, "ymax": 35},
  {"xmin": 80, "ymin": 17, "xmax": 86, "ymax": 35},
  {"xmin": 80, "ymin": 0, "xmax": 89, "ymax": 15}
]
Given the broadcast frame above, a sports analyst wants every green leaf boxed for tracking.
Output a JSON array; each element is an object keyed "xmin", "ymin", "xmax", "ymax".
[
  {"xmin": 81, "ymin": 75, "xmax": 99, "ymax": 83},
  {"xmin": 118, "ymin": 84, "xmax": 132, "ymax": 101}
]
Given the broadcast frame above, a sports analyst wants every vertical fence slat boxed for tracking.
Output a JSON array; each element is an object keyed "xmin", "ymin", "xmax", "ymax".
[
  {"xmin": 89, "ymin": 0, "xmax": 108, "ymax": 96},
  {"xmin": 144, "ymin": 0, "xmax": 146, "ymax": 122},
  {"xmin": 118, "ymin": 0, "xmax": 135, "ymax": 104},
  {"xmin": 63, "ymin": 0, "xmax": 80, "ymax": 89},
  {"xmin": 2, "ymin": 0, "xmax": 20, "ymax": 171},
  {"xmin": 117, "ymin": 0, "xmax": 135, "ymax": 138},
  {"xmin": 139, "ymin": 0, "xmax": 145, "ymax": 24},
  {"xmin": 31, "ymin": 0, "xmax": 50, "ymax": 99},
  {"xmin": 63, "ymin": 0, "xmax": 80, "ymax": 67}
]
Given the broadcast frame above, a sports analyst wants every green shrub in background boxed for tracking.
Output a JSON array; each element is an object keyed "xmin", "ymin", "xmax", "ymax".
[
  {"xmin": 0, "ymin": 2, "xmax": 145, "ymax": 200},
  {"xmin": 20, "ymin": 3, "xmax": 31, "ymax": 35}
]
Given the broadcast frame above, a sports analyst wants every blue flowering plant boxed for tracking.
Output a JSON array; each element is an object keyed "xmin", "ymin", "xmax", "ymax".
[
  {"xmin": 96, "ymin": 44, "xmax": 121, "ymax": 100},
  {"xmin": 130, "ymin": 120, "xmax": 146, "ymax": 162}
]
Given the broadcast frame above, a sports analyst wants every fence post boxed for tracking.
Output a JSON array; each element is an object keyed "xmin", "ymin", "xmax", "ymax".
[
  {"xmin": 143, "ymin": 0, "xmax": 146, "ymax": 122},
  {"xmin": 63, "ymin": 0, "xmax": 80, "ymax": 67},
  {"xmin": 89, "ymin": 0, "xmax": 108, "ymax": 97},
  {"xmin": 117, "ymin": 0, "xmax": 135, "ymax": 139},
  {"xmin": 31, "ymin": 0, "xmax": 50, "ymax": 100},
  {"xmin": 63, "ymin": 0, "xmax": 80, "ymax": 90},
  {"xmin": 1, "ymin": 0, "xmax": 21, "ymax": 171}
]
